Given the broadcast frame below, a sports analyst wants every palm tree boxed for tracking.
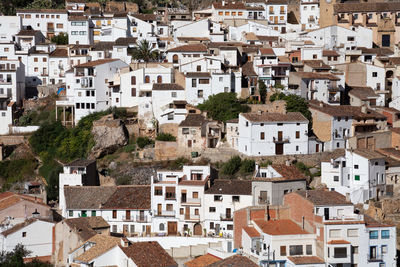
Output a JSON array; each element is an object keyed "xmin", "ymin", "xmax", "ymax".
[{"xmin": 130, "ymin": 39, "xmax": 159, "ymax": 63}]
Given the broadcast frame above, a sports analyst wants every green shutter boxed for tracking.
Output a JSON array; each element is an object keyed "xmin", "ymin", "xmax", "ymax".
[
  {"xmin": 92, "ymin": 210, "xmax": 96, "ymax": 217},
  {"xmin": 355, "ymin": 175, "xmax": 360, "ymax": 181}
]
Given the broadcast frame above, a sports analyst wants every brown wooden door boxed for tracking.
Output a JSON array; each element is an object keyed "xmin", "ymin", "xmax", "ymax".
[
  {"xmin": 194, "ymin": 223, "xmax": 202, "ymax": 236},
  {"xmin": 316, "ymin": 144, "xmax": 319, "ymax": 153},
  {"xmin": 367, "ymin": 137, "xmax": 375, "ymax": 150},
  {"xmin": 157, "ymin": 204, "xmax": 162, "ymax": 216},
  {"xmin": 278, "ymin": 131, "xmax": 283, "ymax": 141},
  {"xmin": 226, "ymin": 208, "xmax": 231, "ymax": 219},
  {"xmin": 274, "ymin": 16, "xmax": 278, "ymax": 23},
  {"xmin": 188, "ymin": 140, "xmax": 192, "ymax": 148},
  {"xmin": 357, "ymin": 138, "xmax": 366, "ymax": 149},
  {"xmin": 168, "ymin": 221, "xmax": 177, "ymax": 235},
  {"xmin": 275, "ymin": 143, "xmax": 284, "ymax": 155},
  {"xmin": 185, "ymin": 206, "xmax": 190, "ymax": 220},
  {"xmin": 126, "ymin": 210, "xmax": 131, "ymax": 220},
  {"xmin": 146, "ymin": 225, "xmax": 151, "ymax": 235}
]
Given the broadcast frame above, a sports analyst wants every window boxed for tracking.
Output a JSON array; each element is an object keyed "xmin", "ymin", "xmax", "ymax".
[
  {"xmin": 334, "ymin": 176, "xmax": 339, "ymax": 182},
  {"xmin": 369, "ymin": 230, "xmax": 378, "ymax": 239},
  {"xmin": 81, "ymin": 210, "xmax": 87, "ymax": 217},
  {"xmin": 306, "ymin": 245, "xmax": 312, "ymax": 255},
  {"xmin": 197, "ymin": 90, "xmax": 203, "ymax": 98},
  {"xmin": 218, "ymin": 11, "xmax": 223, "ymax": 15},
  {"xmin": 171, "ymin": 92, "xmax": 177, "ymax": 98},
  {"xmin": 280, "ymin": 246, "xmax": 286, "ymax": 256},
  {"xmin": 192, "ymin": 79, "xmax": 197, "ymax": 87},
  {"xmin": 352, "ymin": 246, "xmax": 358, "ymax": 254},
  {"xmin": 157, "ymin": 75, "xmax": 162, "ymax": 83},
  {"xmin": 131, "ymin": 76, "xmax": 136, "ymax": 85},
  {"xmin": 372, "ymin": 72, "xmax": 378, "ymax": 77},
  {"xmin": 347, "ymin": 229, "xmax": 358, "ymax": 237},
  {"xmin": 347, "ymin": 36, "xmax": 355, "ymax": 41},
  {"xmin": 56, "ymin": 23, "xmax": 63, "ymax": 29},
  {"xmin": 197, "ymin": 66, "xmax": 201, "ymax": 72},
  {"xmin": 313, "ymin": 54, "xmax": 317, "ymax": 59},
  {"xmin": 34, "ymin": 57, "xmax": 38, "ymax": 62},
  {"xmin": 227, "ymin": 224, "xmax": 233, "ymax": 230},
  {"xmin": 182, "ymin": 128, "xmax": 189, "ymax": 134},
  {"xmin": 167, "ymin": 204, "xmax": 173, "ymax": 211},
  {"xmin": 214, "ymin": 195, "xmax": 222, "ymax": 201},
  {"xmin": 86, "ymin": 103, "xmax": 90, "ymax": 109},
  {"xmin": 112, "ymin": 225, "xmax": 117, "ymax": 232},
  {"xmin": 131, "ymin": 88, "xmax": 136, "ymax": 97},
  {"xmin": 232, "ymin": 196, "xmax": 240, "ymax": 202},
  {"xmin": 225, "ymin": 11, "xmax": 230, "ymax": 16},
  {"xmin": 199, "ymin": 79, "xmax": 209, "ymax": 84},
  {"xmin": 289, "ymin": 245, "xmax": 303, "ymax": 256},
  {"xmin": 329, "ymin": 229, "xmax": 341, "ymax": 238},
  {"xmin": 22, "ymin": 232, "xmax": 26, "ymax": 237},
  {"xmin": 232, "ymin": 11, "xmax": 236, "ymax": 16},
  {"xmin": 159, "ymin": 223, "xmax": 165, "ymax": 231},
  {"xmin": 180, "ymin": 208, "xmax": 184, "ymax": 215},
  {"xmin": 260, "ymin": 132, "xmax": 265, "ymax": 140},
  {"xmin": 210, "ymin": 222, "xmax": 215, "ymax": 229},
  {"xmin": 145, "ymin": 75, "xmax": 150, "ymax": 83},
  {"xmin": 209, "ymin": 207, "xmax": 216, "ymax": 212},
  {"xmin": 69, "ymin": 210, "xmax": 73, "ymax": 217},
  {"xmin": 381, "ymin": 245, "xmax": 388, "ymax": 254},
  {"xmin": 195, "ymin": 209, "xmax": 199, "ymax": 215},
  {"xmin": 43, "ymin": 58, "xmax": 47, "ymax": 62},
  {"xmin": 76, "ymin": 103, "xmax": 80, "ymax": 109},
  {"xmin": 296, "ymin": 131, "xmax": 300, "ymax": 139},
  {"xmin": 192, "ymin": 192, "xmax": 199, "ymax": 198},
  {"xmin": 86, "ymin": 90, "xmax": 90, "ymax": 96},
  {"xmin": 112, "ymin": 210, "xmax": 117, "ymax": 219},
  {"xmin": 155, "ymin": 187, "xmax": 162, "ymax": 195},
  {"xmin": 355, "ymin": 175, "xmax": 360, "ymax": 181},
  {"xmin": 354, "ymin": 165, "xmax": 359, "ymax": 169},
  {"xmin": 238, "ymin": 12, "xmax": 243, "ymax": 16},
  {"xmin": 381, "ymin": 230, "xmax": 390, "ymax": 239},
  {"xmin": 334, "ymin": 247, "xmax": 347, "ymax": 258},
  {"xmin": 91, "ymin": 103, "xmax": 95, "ymax": 109}
]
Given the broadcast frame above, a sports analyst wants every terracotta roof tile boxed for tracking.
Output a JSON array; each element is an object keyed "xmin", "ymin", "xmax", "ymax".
[
  {"xmin": 302, "ymin": 60, "xmax": 331, "ymax": 70},
  {"xmin": 16, "ymin": 30, "xmax": 40, "ymax": 36},
  {"xmin": 242, "ymin": 61, "xmax": 257, "ymax": 76},
  {"xmin": 295, "ymin": 190, "xmax": 352, "ymax": 206},
  {"xmin": 348, "ymin": 86, "xmax": 379, "ymax": 100},
  {"xmin": 64, "ymin": 186, "xmax": 117, "ymax": 210},
  {"xmin": 213, "ymin": 2, "xmax": 247, "ymax": 10},
  {"xmin": 115, "ymin": 37, "xmax": 137, "ymax": 46},
  {"xmin": 241, "ymin": 112, "xmax": 308, "ymax": 123},
  {"xmin": 351, "ymin": 149, "xmax": 385, "ymax": 160},
  {"xmin": 101, "ymin": 186, "xmax": 151, "ymax": 210},
  {"xmin": 152, "ymin": 83, "xmax": 184, "ymax": 91},
  {"xmin": 259, "ymin": 48, "xmax": 275, "ymax": 56},
  {"xmin": 185, "ymin": 253, "xmax": 221, "ymax": 267},
  {"xmin": 292, "ymin": 72, "xmax": 339, "ymax": 81},
  {"xmin": 205, "ymin": 180, "xmax": 252, "ymax": 195},
  {"xmin": 334, "ymin": 2, "xmax": 400, "ymax": 13},
  {"xmin": 254, "ymin": 164, "xmax": 306, "ymax": 182},
  {"xmin": 64, "ymin": 217, "xmax": 109, "ymax": 241},
  {"xmin": 49, "ymin": 48, "xmax": 68, "ymax": 58},
  {"xmin": 179, "ymin": 114, "xmax": 207, "ymax": 127},
  {"xmin": 327, "ymin": 240, "xmax": 350, "ymax": 244},
  {"xmin": 206, "ymin": 255, "xmax": 258, "ymax": 267},
  {"xmin": 253, "ymin": 219, "xmax": 310, "ymax": 235},
  {"xmin": 121, "ymin": 241, "xmax": 177, "ymax": 267},
  {"xmin": 185, "ymin": 72, "xmax": 211, "ymax": 78},
  {"xmin": 167, "ymin": 44, "xmax": 207, "ymax": 53},
  {"xmin": 1, "ymin": 218, "xmax": 37, "ymax": 237},
  {"xmin": 287, "ymin": 256, "xmax": 325, "ymax": 265},
  {"xmin": 74, "ymin": 59, "xmax": 119, "ymax": 68},
  {"xmin": 74, "ymin": 235, "xmax": 120, "ymax": 263},
  {"xmin": 131, "ymin": 14, "xmax": 157, "ymax": 21},
  {"xmin": 323, "ymin": 50, "xmax": 340, "ymax": 57},
  {"xmin": 243, "ymin": 226, "xmax": 260, "ymax": 238}
]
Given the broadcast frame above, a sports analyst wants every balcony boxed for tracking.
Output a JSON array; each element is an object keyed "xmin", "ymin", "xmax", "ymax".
[
  {"xmin": 368, "ymin": 254, "xmax": 383, "ymax": 262},
  {"xmin": 47, "ymin": 27, "xmax": 55, "ymax": 33},
  {"xmin": 185, "ymin": 214, "xmax": 200, "ymax": 221},
  {"xmin": 220, "ymin": 213, "xmax": 233, "ymax": 221},
  {"xmin": 122, "ymin": 216, "xmax": 134, "ymax": 222},
  {"xmin": 328, "ymin": 97, "xmax": 340, "ymax": 104},
  {"xmin": 135, "ymin": 215, "xmax": 149, "ymax": 223},
  {"xmin": 155, "ymin": 210, "xmax": 175, "ymax": 217},
  {"xmin": 181, "ymin": 197, "xmax": 201, "ymax": 205},
  {"xmin": 0, "ymin": 91, "xmax": 11, "ymax": 99},
  {"xmin": 0, "ymin": 79, "xmax": 11, "ymax": 85},
  {"xmin": 273, "ymin": 136, "xmax": 290, "ymax": 143}
]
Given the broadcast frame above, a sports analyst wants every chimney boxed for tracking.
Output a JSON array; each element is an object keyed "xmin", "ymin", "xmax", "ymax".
[
  {"xmin": 121, "ymin": 237, "xmax": 130, "ymax": 247},
  {"xmin": 345, "ymin": 193, "xmax": 351, "ymax": 202},
  {"xmin": 319, "ymin": 102, "xmax": 324, "ymax": 107},
  {"xmin": 361, "ymin": 105, "xmax": 367, "ymax": 114},
  {"xmin": 285, "ymin": 160, "xmax": 291, "ymax": 166},
  {"xmin": 258, "ymin": 110, "xmax": 263, "ymax": 115},
  {"xmin": 305, "ymin": 191, "xmax": 309, "ymax": 198},
  {"xmin": 302, "ymin": 216, "xmax": 305, "ymax": 229},
  {"xmin": 222, "ymin": 0, "xmax": 225, "ymax": 6}
]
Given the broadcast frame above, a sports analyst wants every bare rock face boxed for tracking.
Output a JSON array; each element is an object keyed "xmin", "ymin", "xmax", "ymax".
[{"xmin": 89, "ymin": 115, "xmax": 128, "ymax": 159}]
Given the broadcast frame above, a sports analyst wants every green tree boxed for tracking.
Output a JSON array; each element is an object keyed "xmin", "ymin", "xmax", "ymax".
[
  {"xmin": 258, "ymin": 80, "xmax": 267, "ymax": 104},
  {"xmin": 221, "ymin": 156, "xmax": 242, "ymax": 175},
  {"xmin": 156, "ymin": 133, "xmax": 176, "ymax": 141},
  {"xmin": 0, "ymin": 244, "xmax": 53, "ymax": 267},
  {"xmin": 198, "ymin": 92, "xmax": 249, "ymax": 122},
  {"xmin": 270, "ymin": 93, "xmax": 312, "ymax": 131},
  {"xmin": 239, "ymin": 159, "xmax": 255, "ymax": 174},
  {"xmin": 129, "ymin": 40, "xmax": 159, "ymax": 62},
  {"xmin": 51, "ymin": 33, "xmax": 68, "ymax": 45},
  {"xmin": 136, "ymin": 136, "xmax": 154, "ymax": 149}
]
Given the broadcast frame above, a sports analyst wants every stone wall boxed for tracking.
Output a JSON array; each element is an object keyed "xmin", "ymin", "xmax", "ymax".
[{"xmin": 155, "ymin": 141, "xmax": 179, "ymax": 161}]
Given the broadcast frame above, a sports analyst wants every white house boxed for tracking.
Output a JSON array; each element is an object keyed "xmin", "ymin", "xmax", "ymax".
[
  {"xmin": 0, "ymin": 16, "xmax": 22, "ymax": 42},
  {"xmin": 321, "ymin": 149, "xmax": 387, "ymax": 204},
  {"xmin": 68, "ymin": 16, "xmax": 93, "ymax": 45},
  {"xmin": 300, "ymin": 0, "xmax": 319, "ymax": 30},
  {"xmin": 238, "ymin": 112, "xmax": 309, "ymax": 156},
  {"xmin": 0, "ymin": 219, "xmax": 54, "ymax": 258},
  {"xmin": 211, "ymin": 2, "xmax": 248, "ymax": 22},
  {"xmin": 266, "ymin": 0, "xmax": 288, "ymax": 33}
]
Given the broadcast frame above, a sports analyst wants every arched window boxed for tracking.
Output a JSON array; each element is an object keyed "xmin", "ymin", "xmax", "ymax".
[
  {"xmin": 173, "ymin": 54, "xmax": 178, "ymax": 63},
  {"xmin": 145, "ymin": 75, "xmax": 150, "ymax": 83},
  {"xmin": 159, "ymin": 223, "xmax": 165, "ymax": 231},
  {"xmin": 157, "ymin": 75, "xmax": 162, "ymax": 83}
]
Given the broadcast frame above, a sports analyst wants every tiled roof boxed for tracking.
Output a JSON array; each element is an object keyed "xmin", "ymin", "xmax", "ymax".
[
  {"xmin": 185, "ymin": 72, "xmax": 211, "ymax": 78},
  {"xmin": 16, "ymin": 30, "xmax": 40, "ymax": 36},
  {"xmin": 1, "ymin": 218, "xmax": 37, "ymax": 237},
  {"xmin": 254, "ymin": 164, "xmax": 306, "ymax": 182},
  {"xmin": 322, "ymin": 50, "xmax": 339, "ymax": 57},
  {"xmin": 64, "ymin": 186, "xmax": 117, "ymax": 210},
  {"xmin": 121, "ymin": 241, "xmax": 178, "ymax": 267},
  {"xmin": 152, "ymin": 83, "xmax": 185, "ymax": 91},
  {"xmin": 295, "ymin": 190, "xmax": 352, "ymax": 206},
  {"xmin": 74, "ymin": 235, "xmax": 121, "ymax": 263},
  {"xmin": 68, "ymin": 16, "xmax": 88, "ymax": 21},
  {"xmin": 309, "ymin": 101, "xmax": 387, "ymax": 120},
  {"xmin": 364, "ymin": 214, "xmax": 394, "ymax": 228},
  {"xmin": 267, "ymin": 0, "xmax": 289, "ymax": 4},
  {"xmin": 241, "ymin": 112, "xmax": 308, "ymax": 123},
  {"xmin": 179, "ymin": 114, "xmax": 207, "ymax": 127},
  {"xmin": 177, "ymin": 37, "xmax": 210, "ymax": 42},
  {"xmin": 185, "ymin": 253, "xmax": 221, "ymax": 267},
  {"xmin": 242, "ymin": 61, "xmax": 257, "ymax": 76},
  {"xmin": 49, "ymin": 48, "xmax": 68, "ymax": 57},
  {"xmin": 358, "ymin": 47, "xmax": 393, "ymax": 56},
  {"xmin": 243, "ymin": 226, "xmax": 260, "ymax": 238},
  {"xmin": 101, "ymin": 186, "xmax": 151, "ymax": 210},
  {"xmin": 327, "ymin": 240, "xmax": 350, "ymax": 244},
  {"xmin": 16, "ymin": 9, "xmax": 66, "ymax": 13},
  {"xmin": 348, "ymin": 86, "xmax": 379, "ymax": 100},
  {"xmin": 131, "ymin": 14, "xmax": 157, "ymax": 21},
  {"xmin": 167, "ymin": 44, "xmax": 207, "ymax": 53},
  {"xmin": 115, "ymin": 37, "xmax": 138, "ymax": 46},
  {"xmin": 351, "ymin": 149, "xmax": 385, "ymax": 160},
  {"xmin": 64, "ymin": 217, "xmax": 109, "ymax": 241},
  {"xmin": 256, "ymin": 36, "xmax": 279, "ymax": 42},
  {"xmin": 334, "ymin": 2, "xmax": 400, "ymax": 13},
  {"xmin": 213, "ymin": 2, "xmax": 247, "ymax": 10},
  {"xmin": 378, "ymin": 147, "xmax": 400, "ymax": 161},
  {"xmin": 302, "ymin": 60, "xmax": 331, "ymax": 70},
  {"xmin": 287, "ymin": 256, "xmax": 325, "ymax": 265},
  {"xmin": 206, "ymin": 255, "xmax": 258, "ymax": 267},
  {"xmin": 74, "ymin": 59, "xmax": 119, "ymax": 68},
  {"xmin": 259, "ymin": 48, "xmax": 275, "ymax": 56},
  {"xmin": 226, "ymin": 118, "xmax": 239, "ymax": 123},
  {"xmin": 0, "ymin": 192, "xmax": 48, "ymax": 211},
  {"xmin": 92, "ymin": 42, "xmax": 114, "ymax": 51},
  {"xmin": 205, "ymin": 180, "xmax": 252, "ymax": 195},
  {"xmin": 292, "ymin": 72, "xmax": 339, "ymax": 81},
  {"xmin": 253, "ymin": 219, "xmax": 310, "ymax": 235}
]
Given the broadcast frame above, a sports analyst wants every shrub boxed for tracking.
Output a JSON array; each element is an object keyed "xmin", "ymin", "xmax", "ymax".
[
  {"xmin": 136, "ymin": 136, "xmax": 154, "ymax": 149},
  {"xmin": 156, "ymin": 133, "xmax": 176, "ymax": 141},
  {"xmin": 240, "ymin": 159, "xmax": 255, "ymax": 174},
  {"xmin": 221, "ymin": 156, "xmax": 242, "ymax": 175},
  {"xmin": 123, "ymin": 144, "xmax": 136, "ymax": 153},
  {"xmin": 259, "ymin": 160, "xmax": 273, "ymax": 167},
  {"xmin": 169, "ymin": 157, "xmax": 189, "ymax": 170}
]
